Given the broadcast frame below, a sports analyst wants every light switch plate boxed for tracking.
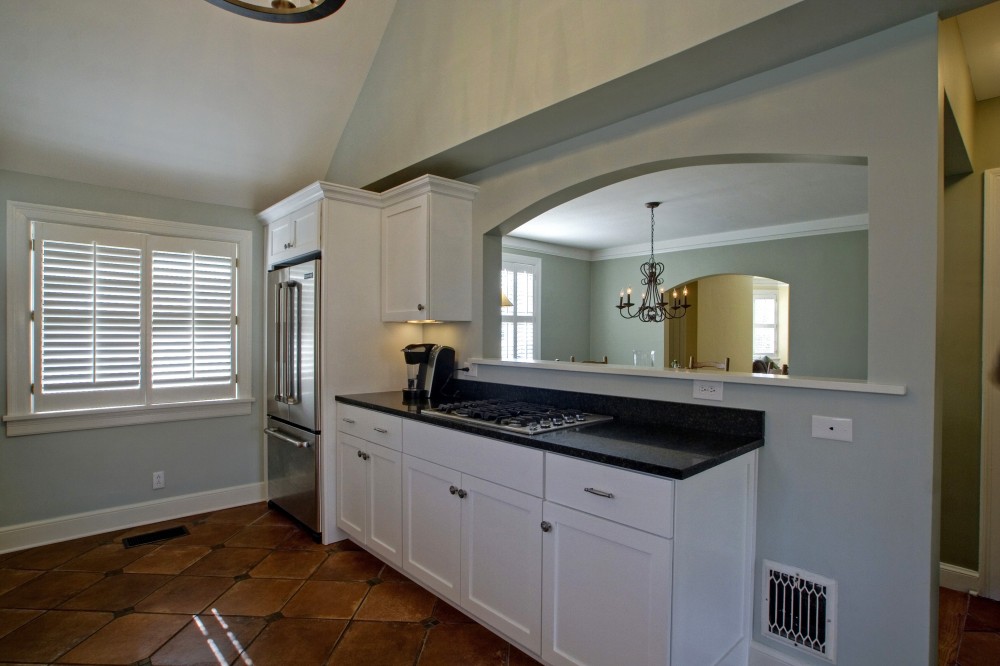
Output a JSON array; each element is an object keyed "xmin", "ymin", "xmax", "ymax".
[
  {"xmin": 693, "ymin": 380, "xmax": 723, "ymax": 401},
  {"xmin": 812, "ymin": 415, "xmax": 853, "ymax": 442}
]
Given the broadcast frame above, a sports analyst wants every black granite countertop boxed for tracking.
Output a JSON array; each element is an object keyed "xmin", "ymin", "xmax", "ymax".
[{"xmin": 335, "ymin": 382, "xmax": 763, "ymax": 480}]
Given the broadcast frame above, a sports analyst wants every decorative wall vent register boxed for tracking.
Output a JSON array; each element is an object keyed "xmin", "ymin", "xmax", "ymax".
[{"xmin": 762, "ymin": 560, "xmax": 837, "ymax": 662}]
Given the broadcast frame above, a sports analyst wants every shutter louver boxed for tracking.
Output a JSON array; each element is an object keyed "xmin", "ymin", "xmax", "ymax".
[
  {"xmin": 39, "ymin": 240, "xmax": 142, "ymax": 394},
  {"xmin": 151, "ymin": 250, "xmax": 234, "ymax": 389}
]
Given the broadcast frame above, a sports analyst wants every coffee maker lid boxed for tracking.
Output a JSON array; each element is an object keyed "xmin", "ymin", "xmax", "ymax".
[{"xmin": 402, "ymin": 343, "xmax": 436, "ymax": 364}]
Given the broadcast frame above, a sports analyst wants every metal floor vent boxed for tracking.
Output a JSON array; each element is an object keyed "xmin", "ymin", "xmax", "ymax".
[
  {"xmin": 122, "ymin": 525, "xmax": 189, "ymax": 548},
  {"xmin": 762, "ymin": 560, "xmax": 837, "ymax": 662}
]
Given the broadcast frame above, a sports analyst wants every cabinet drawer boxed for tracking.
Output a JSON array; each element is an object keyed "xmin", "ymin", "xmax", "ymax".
[
  {"xmin": 544, "ymin": 454, "xmax": 674, "ymax": 538},
  {"xmin": 403, "ymin": 421, "xmax": 543, "ymax": 497},
  {"xmin": 336, "ymin": 404, "xmax": 402, "ymax": 451}
]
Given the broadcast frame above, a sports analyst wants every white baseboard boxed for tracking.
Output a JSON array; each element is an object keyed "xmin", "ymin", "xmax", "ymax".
[
  {"xmin": 750, "ymin": 641, "xmax": 810, "ymax": 666},
  {"xmin": 0, "ymin": 482, "xmax": 266, "ymax": 554},
  {"xmin": 940, "ymin": 561, "xmax": 981, "ymax": 594}
]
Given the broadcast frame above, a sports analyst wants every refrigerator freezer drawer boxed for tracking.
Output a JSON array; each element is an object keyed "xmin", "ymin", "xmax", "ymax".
[{"xmin": 266, "ymin": 418, "xmax": 319, "ymax": 533}]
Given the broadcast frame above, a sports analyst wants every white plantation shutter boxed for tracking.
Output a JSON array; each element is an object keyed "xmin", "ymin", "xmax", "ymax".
[
  {"xmin": 500, "ymin": 254, "xmax": 540, "ymax": 360},
  {"xmin": 29, "ymin": 221, "xmax": 239, "ymax": 413},
  {"xmin": 33, "ymin": 223, "xmax": 144, "ymax": 412},
  {"xmin": 149, "ymin": 237, "xmax": 237, "ymax": 403}
]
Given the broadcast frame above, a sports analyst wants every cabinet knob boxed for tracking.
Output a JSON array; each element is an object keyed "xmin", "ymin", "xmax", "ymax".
[
  {"xmin": 449, "ymin": 485, "xmax": 459, "ymax": 495},
  {"xmin": 417, "ymin": 303, "xmax": 425, "ymax": 311},
  {"xmin": 457, "ymin": 489, "xmax": 467, "ymax": 499},
  {"xmin": 363, "ymin": 452, "xmax": 370, "ymax": 461},
  {"xmin": 540, "ymin": 521, "xmax": 552, "ymax": 533},
  {"xmin": 356, "ymin": 450, "xmax": 363, "ymax": 458}
]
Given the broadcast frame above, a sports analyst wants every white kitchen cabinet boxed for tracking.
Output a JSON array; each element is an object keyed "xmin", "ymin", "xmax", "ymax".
[
  {"xmin": 541, "ymin": 451, "xmax": 758, "ymax": 666},
  {"xmin": 335, "ymin": 406, "xmax": 403, "ymax": 567},
  {"xmin": 402, "ymin": 421, "xmax": 544, "ymax": 653},
  {"xmin": 381, "ymin": 175, "xmax": 479, "ymax": 322},
  {"xmin": 266, "ymin": 200, "xmax": 320, "ymax": 268},
  {"xmin": 401, "ymin": 454, "xmax": 463, "ymax": 601},
  {"xmin": 541, "ymin": 501, "xmax": 672, "ymax": 666}
]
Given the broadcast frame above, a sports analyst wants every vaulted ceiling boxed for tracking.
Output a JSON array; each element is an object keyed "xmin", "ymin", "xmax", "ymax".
[{"xmin": 1, "ymin": 0, "xmax": 996, "ymax": 216}]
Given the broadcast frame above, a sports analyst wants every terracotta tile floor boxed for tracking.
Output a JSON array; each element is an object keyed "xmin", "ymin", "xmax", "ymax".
[
  {"xmin": 939, "ymin": 587, "xmax": 1000, "ymax": 665},
  {"xmin": 0, "ymin": 502, "xmax": 543, "ymax": 665}
]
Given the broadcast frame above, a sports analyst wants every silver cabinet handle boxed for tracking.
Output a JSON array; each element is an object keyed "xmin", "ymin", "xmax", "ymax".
[
  {"xmin": 265, "ymin": 427, "xmax": 309, "ymax": 449},
  {"xmin": 540, "ymin": 521, "xmax": 552, "ymax": 532},
  {"xmin": 417, "ymin": 303, "xmax": 425, "ymax": 311},
  {"xmin": 342, "ymin": 417, "xmax": 356, "ymax": 424},
  {"xmin": 584, "ymin": 487, "xmax": 615, "ymax": 499},
  {"xmin": 457, "ymin": 489, "xmax": 467, "ymax": 499},
  {"xmin": 449, "ymin": 485, "xmax": 459, "ymax": 495},
  {"xmin": 373, "ymin": 427, "xmax": 389, "ymax": 434}
]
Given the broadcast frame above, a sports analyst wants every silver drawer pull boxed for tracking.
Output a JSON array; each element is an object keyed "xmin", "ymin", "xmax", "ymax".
[
  {"xmin": 584, "ymin": 487, "xmax": 615, "ymax": 499},
  {"xmin": 341, "ymin": 417, "xmax": 356, "ymax": 424},
  {"xmin": 373, "ymin": 427, "xmax": 389, "ymax": 434}
]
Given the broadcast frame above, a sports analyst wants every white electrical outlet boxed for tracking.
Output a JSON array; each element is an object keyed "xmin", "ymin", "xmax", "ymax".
[
  {"xmin": 152, "ymin": 470, "xmax": 165, "ymax": 489},
  {"xmin": 693, "ymin": 380, "xmax": 723, "ymax": 401},
  {"xmin": 811, "ymin": 415, "xmax": 853, "ymax": 442},
  {"xmin": 464, "ymin": 361, "xmax": 478, "ymax": 378}
]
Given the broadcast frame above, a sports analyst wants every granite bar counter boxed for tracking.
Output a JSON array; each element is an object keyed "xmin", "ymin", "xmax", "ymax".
[{"xmin": 336, "ymin": 380, "xmax": 763, "ymax": 479}]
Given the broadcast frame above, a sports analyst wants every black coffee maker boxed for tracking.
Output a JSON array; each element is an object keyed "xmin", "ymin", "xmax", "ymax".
[{"xmin": 402, "ymin": 344, "xmax": 456, "ymax": 404}]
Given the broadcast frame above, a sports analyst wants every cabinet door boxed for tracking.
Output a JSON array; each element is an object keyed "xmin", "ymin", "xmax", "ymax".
[
  {"xmin": 541, "ymin": 502, "xmax": 672, "ymax": 666},
  {"xmin": 336, "ymin": 434, "xmax": 368, "ymax": 543},
  {"xmin": 367, "ymin": 442, "xmax": 402, "ymax": 568},
  {"xmin": 461, "ymin": 475, "xmax": 543, "ymax": 654},
  {"xmin": 402, "ymin": 454, "xmax": 462, "ymax": 603},
  {"xmin": 268, "ymin": 202, "xmax": 320, "ymax": 267},
  {"xmin": 381, "ymin": 196, "xmax": 428, "ymax": 321}
]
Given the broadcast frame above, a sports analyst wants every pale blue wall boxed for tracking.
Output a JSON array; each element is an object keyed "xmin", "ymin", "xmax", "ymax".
[
  {"xmin": 589, "ymin": 232, "xmax": 869, "ymax": 378},
  {"xmin": 0, "ymin": 169, "xmax": 264, "ymax": 527}
]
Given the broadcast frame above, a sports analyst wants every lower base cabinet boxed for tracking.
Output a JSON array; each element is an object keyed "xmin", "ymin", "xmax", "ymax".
[
  {"xmin": 541, "ymin": 501, "xmax": 671, "ymax": 666},
  {"xmin": 339, "ymin": 414, "xmax": 756, "ymax": 666},
  {"xmin": 402, "ymin": 452, "xmax": 543, "ymax": 653},
  {"xmin": 336, "ymin": 432, "xmax": 403, "ymax": 567}
]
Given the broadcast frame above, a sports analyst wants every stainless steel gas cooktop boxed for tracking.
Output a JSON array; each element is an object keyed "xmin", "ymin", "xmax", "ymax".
[{"xmin": 427, "ymin": 399, "xmax": 613, "ymax": 435}]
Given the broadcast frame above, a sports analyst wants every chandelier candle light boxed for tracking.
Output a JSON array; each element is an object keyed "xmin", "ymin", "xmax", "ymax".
[{"xmin": 616, "ymin": 202, "xmax": 691, "ymax": 322}]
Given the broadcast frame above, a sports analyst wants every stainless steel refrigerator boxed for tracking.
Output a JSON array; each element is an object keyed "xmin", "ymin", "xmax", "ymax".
[{"xmin": 266, "ymin": 258, "xmax": 320, "ymax": 535}]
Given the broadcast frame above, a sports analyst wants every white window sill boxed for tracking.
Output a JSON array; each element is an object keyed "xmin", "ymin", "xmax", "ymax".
[{"xmin": 3, "ymin": 398, "xmax": 255, "ymax": 437}]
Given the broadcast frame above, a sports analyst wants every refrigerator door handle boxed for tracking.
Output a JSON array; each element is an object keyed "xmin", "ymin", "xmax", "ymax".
[
  {"xmin": 265, "ymin": 427, "xmax": 310, "ymax": 448},
  {"xmin": 273, "ymin": 281, "xmax": 285, "ymax": 403},
  {"xmin": 286, "ymin": 281, "xmax": 301, "ymax": 405}
]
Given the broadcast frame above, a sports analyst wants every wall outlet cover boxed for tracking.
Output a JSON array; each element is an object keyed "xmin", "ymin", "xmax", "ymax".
[
  {"xmin": 152, "ymin": 470, "xmax": 165, "ymax": 489},
  {"xmin": 811, "ymin": 415, "xmax": 853, "ymax": 442},
  {"xmin": 693, "ymin": 380, "xmax": 724, "ymax": 401}
]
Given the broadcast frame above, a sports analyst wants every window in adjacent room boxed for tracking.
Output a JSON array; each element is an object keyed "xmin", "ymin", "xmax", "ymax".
[
  {"xmin": 5, "ymin": 202, "xmax": 253, "ymax": 435},
  {"xmin": 500, "ymin": 254, "xmax": 540, "ymax": 361},
  {"xmin": 752, "ymin": 291, "xmax": 779, "ymax": 357}
]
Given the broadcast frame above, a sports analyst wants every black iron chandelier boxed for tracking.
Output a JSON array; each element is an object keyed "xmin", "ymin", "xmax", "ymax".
[
  {"xmin": 204, "ymin": 0, "xmax": 346, "ymax": 23},
  {"xmin": 616, "ymin": 202, "xmax": 691, "ymax": 322}
]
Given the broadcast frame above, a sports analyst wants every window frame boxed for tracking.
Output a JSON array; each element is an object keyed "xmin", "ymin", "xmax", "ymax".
[
  {"xmin": 5, "ymin": 201, "xmax": 253, "ymax": 436},
  {"xmin": 752, "ymin": 289, "xmax": 780, "ymax": 358},
  {"xmin": 500, "ymin": 253, "xmax": 541, "ymax": 361}
]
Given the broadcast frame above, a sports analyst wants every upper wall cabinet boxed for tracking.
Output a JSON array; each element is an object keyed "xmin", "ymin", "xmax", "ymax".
[
  {"xmin": 266, "ymin": 200, "xmax": 321, "ymax": 268},
  {"xmin": 381, "ymin": 176, "xmax": 479, "ymax": 322}
]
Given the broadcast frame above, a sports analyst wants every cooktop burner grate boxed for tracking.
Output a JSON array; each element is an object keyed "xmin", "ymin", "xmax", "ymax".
[{"xmin": 427, "ymin": 399, "xmax": 612, "ymax": 435}]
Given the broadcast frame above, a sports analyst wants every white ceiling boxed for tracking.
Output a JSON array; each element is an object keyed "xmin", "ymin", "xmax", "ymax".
[
  {"xmin": 506, "ymin": 162, "xmax": 869, "ymax": 254},
  {"xmin": 0, "ymin": 0, "xmax": 996, "ymax": 216},
  {"xmin": 0, "ymin": 0, "xmax": 396, "ymax": 210}
]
